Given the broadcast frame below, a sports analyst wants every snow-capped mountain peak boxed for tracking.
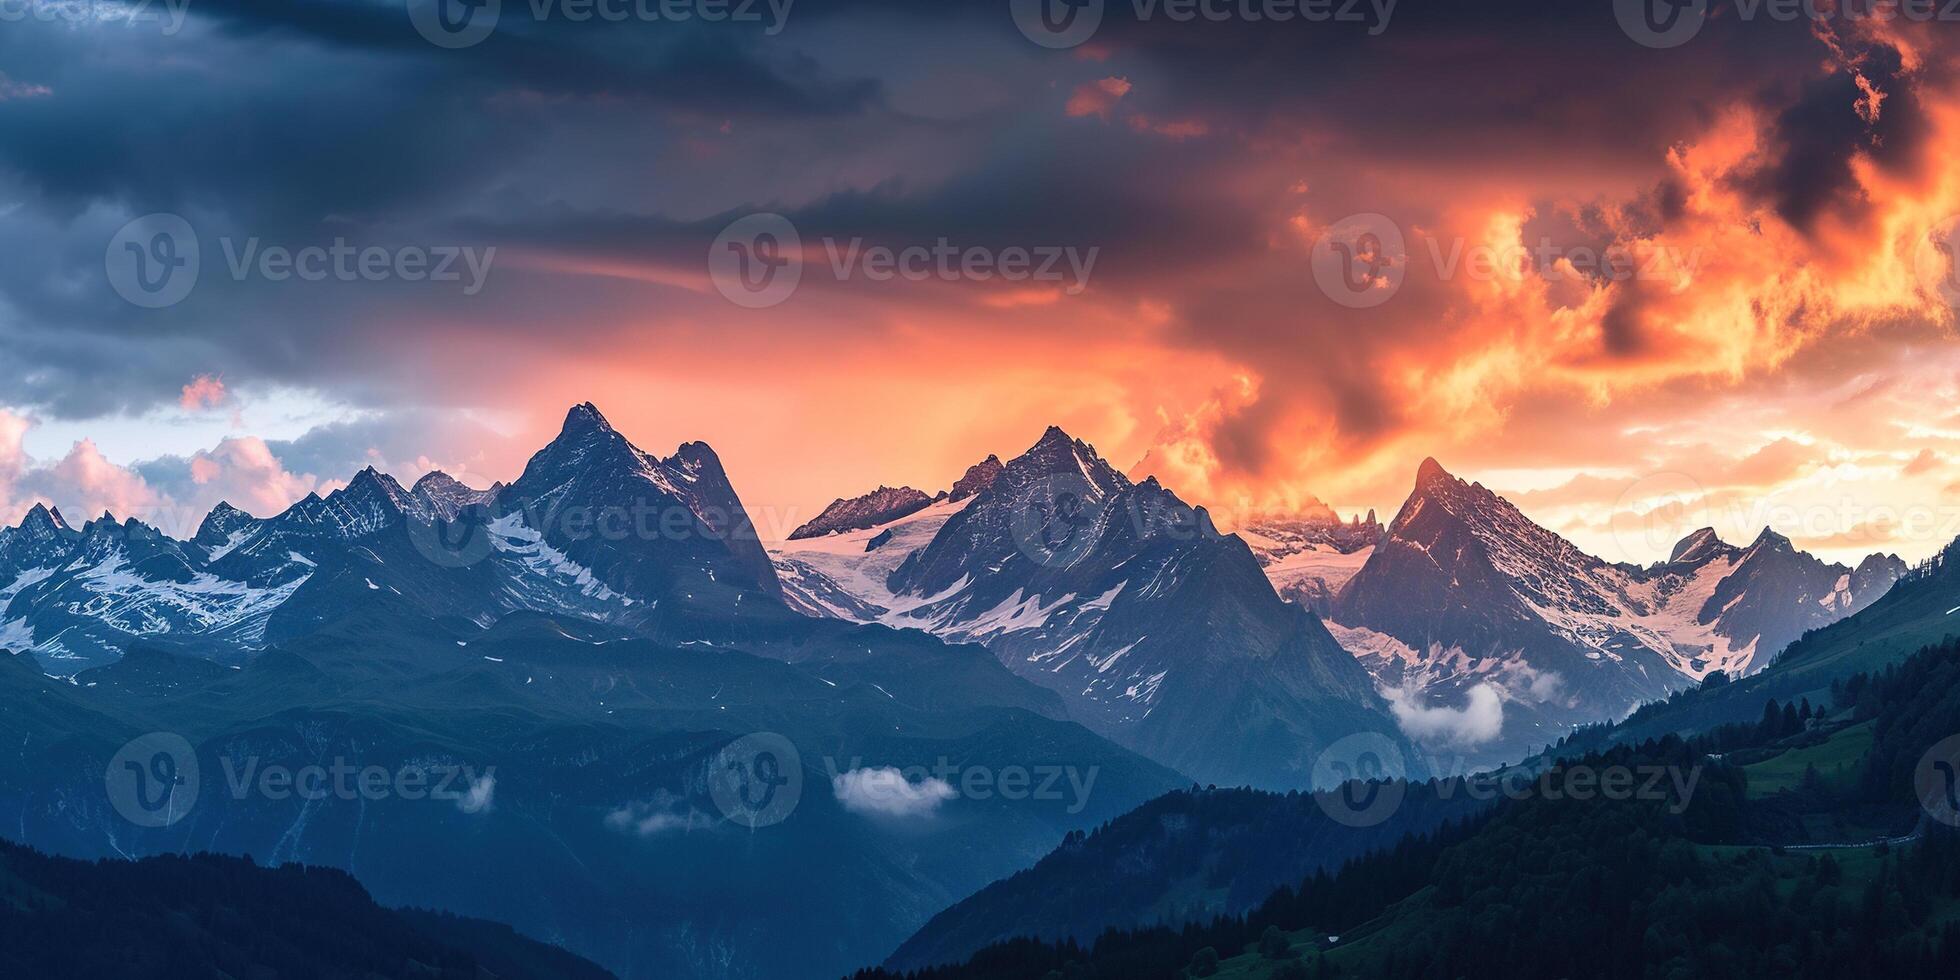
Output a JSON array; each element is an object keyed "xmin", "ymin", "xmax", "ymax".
[
  {"xmin": 19, "ymin": 503, "xmax": 73, "ymax": 541},
  {"xmin": 1668, "ymin": 527, "xmax": 1732, "ymax": 566},
  {"xmin": 193, "ymin": 502, "xmax": 256, "ymax": 547},
  {"xmin": 410, "ymin": 471, "xmax": 498, "ymax": 521},
  {"xmin": 1329, "ymin": 458, "xmax": 1909, "ymax": 768},
  {"xmin": 774, "ymin": 425, "xmax": 1416, "ymax": 789},
  {"xmin": 788, "ymin": 486, "xmax": 934, "ymax": 540}
]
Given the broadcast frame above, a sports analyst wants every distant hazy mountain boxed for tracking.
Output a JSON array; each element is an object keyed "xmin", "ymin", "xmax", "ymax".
[
  {"xmin": 1326, "ymin": 458, "xmax": 1903, "ymax": 768},
  {"xmin": 774, "ymin": 427, "xmax": 1419, "ymax": 791},
  {"xmin": 1238, "ymin": 510, "xmax": 1382, "ymax": 616},
  {"xmin": 1570, "ymin": 533, "xmax": 1960, "ymax": 751}
]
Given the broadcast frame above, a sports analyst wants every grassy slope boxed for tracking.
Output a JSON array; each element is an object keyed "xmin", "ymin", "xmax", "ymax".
[
  {"xmin": 1206, "ymin": 714, "xmax": 1925, "ymax": 980},
  {"xmin": 1591, "ymin": 562, "xmax": 1960, "ymax": 748}
]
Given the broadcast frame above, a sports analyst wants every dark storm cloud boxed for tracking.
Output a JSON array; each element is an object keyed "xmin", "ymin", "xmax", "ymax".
[
  {"xmin": 1739, "ymin": 39, "xmax": 1930, "ymax": 233},
  {"xmin": 0, "ymin": 0, "xmax": 1948, "ymax": 439}
]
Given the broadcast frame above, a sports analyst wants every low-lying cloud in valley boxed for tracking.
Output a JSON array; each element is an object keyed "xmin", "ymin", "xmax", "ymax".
[{"xmin": 832, "ymin": 767, "xmax": 958, "ymax": 819}]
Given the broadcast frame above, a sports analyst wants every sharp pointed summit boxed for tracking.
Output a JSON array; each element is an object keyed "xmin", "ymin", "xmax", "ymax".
[
  {"xmin": 779, "ymin": 426, "xmax": 1416, "ymax": 790},
  {"xmin": 502, "ymin": 404, "xmax": 783, "ymax": 604},
  {"xmin": 16, "ymin": 503, "xmax": 76, "ymax": 544},
  {"xmin": 1748, "ymin": 527, "xmax": 1795, "ymax": 552},
  {"xmin": 1669, "ymin": 527, "xmax": 1730, "ymax": 565},
  {"xmin": 410, "ymin": 470, "xmax": 497, "ymax": 521},
  {"xmin": 1414, "ymin": 456, "xmax": 1453, "ymax": 488},
  {"xmin": 194, "ymin": 502, "xmax": 257, "ymax": 546},
  {"xmin": 1330, "ymin": 459, "xmax": 1910, "ymax": 768},
  {"xmin": 947, "ymin": 454, "xmax": 1004, "ymax": 502},
  {"xmin": 561, "ymin": 401, "xmax": 616, "ymax": 437}
]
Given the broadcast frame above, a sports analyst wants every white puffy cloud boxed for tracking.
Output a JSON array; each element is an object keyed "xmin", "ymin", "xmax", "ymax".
[
  {"xmin": 605, "ymin": 793, "xmax": 718, "ymax": 837},
  {"xmin": 1385, "ymin": 682, "xmax": 1505, "ymax": 748},
  {"xmin": 831, "ymin": 767, "xmax": 957, "ymax": 819},
  {"xmin": 0, "ymin": 410, "xmax": 330, "ymax": 537}
]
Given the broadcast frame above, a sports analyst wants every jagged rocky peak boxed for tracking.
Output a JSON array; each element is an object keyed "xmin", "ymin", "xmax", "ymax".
[
  {"xmin": 1668, "ymin": 527, "xmax": 1733, "ymax": 566},
  {"xmin": 18, "ymin": 502, "xmax": 74, "ymax": 539},
  {"xmin": 411, "ymin": 470, "xmax": 497, "ymax": 520},
  {"xmin": 343, "ymin": 465, "xmax": 413, "ymax": 500},
  {"xmin": 1010, "ymin": 426, "xmax": 1129, "ymax": 495},
  {"xmin": 564, "ymin": 400, "xmax": 614, "ymax": 434},
  {"xmin": 788, "ymin": 486, "xmax": 934, "ymax": 540},
  {"xmin": 526, "ymin": 401, "xmax": 652, "ymax": 477},
  {"xmin": 411, "ymin": 470, "xmax": 469, "ymax": 494},
  {"xmin": 1855, "ymin": 550, "xmax": 1908, "ymax": 581},
  {"xmin": 80, "ymin": 512, "xmax": 129, "ymax": 538},
  {"xmin": 332, "ymin": 466, "xmax": 422, "ymax": 525},
  {"xmin": 947, "ymin": 454, "xmax": 1004, "ymax": 502},
  {"xmin": 1747, "ymin": 526, "xmax": 1796, "ymax": 553},
  {"xmin": 194, "ymin": 501, "xmax": 256, "ymax": 545},
  {"xmin": 1414, "ymin": 455, "xmax": 1454, "ymax": 489},
  {"xmin": 669, "ymin": 440, "xmax": 734, "ymax": 482}
]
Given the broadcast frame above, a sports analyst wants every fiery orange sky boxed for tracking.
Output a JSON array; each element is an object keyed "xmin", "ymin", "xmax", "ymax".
[{"xmin": 2, "ymin": 2, "xmax": 1958, "ymax": 567}]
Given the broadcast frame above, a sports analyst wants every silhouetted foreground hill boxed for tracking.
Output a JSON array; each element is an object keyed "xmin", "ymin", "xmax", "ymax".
[
  {"xmin": 856, "ymin": 636, "xmax": 1960, "ymax": 980},
  {"xmin": 0, "ymin": 838, "xmax": 611, "ymax": 980}
]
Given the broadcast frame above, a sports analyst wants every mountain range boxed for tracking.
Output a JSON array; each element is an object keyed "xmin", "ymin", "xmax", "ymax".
[
  {"xmin": 874, "ymin": 514, "xmax": 1952, "ymax": 977},
  {"xmin": 1323, "ymin": 458, "xmax": 1903, "ymax": 768},
  {"xmin": 773, "ymin": 427, "xmax": 1417, "ymax": 791},
  {"xmin": 0, "ymin": 404, "xmax": 1187, "ymax": 980},
  {"xmin": 774, "ymin": 447, "xmax": 1905, "ymax": 778},
  {"xmin": 0, "ymin": 404, "xmax": 1923, "ymax": 977}
]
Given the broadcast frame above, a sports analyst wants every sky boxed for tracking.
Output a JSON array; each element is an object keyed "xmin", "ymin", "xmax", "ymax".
[{"xmin": 2, "ymin": 0, "xmax": 1959, "ymax": 565}]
